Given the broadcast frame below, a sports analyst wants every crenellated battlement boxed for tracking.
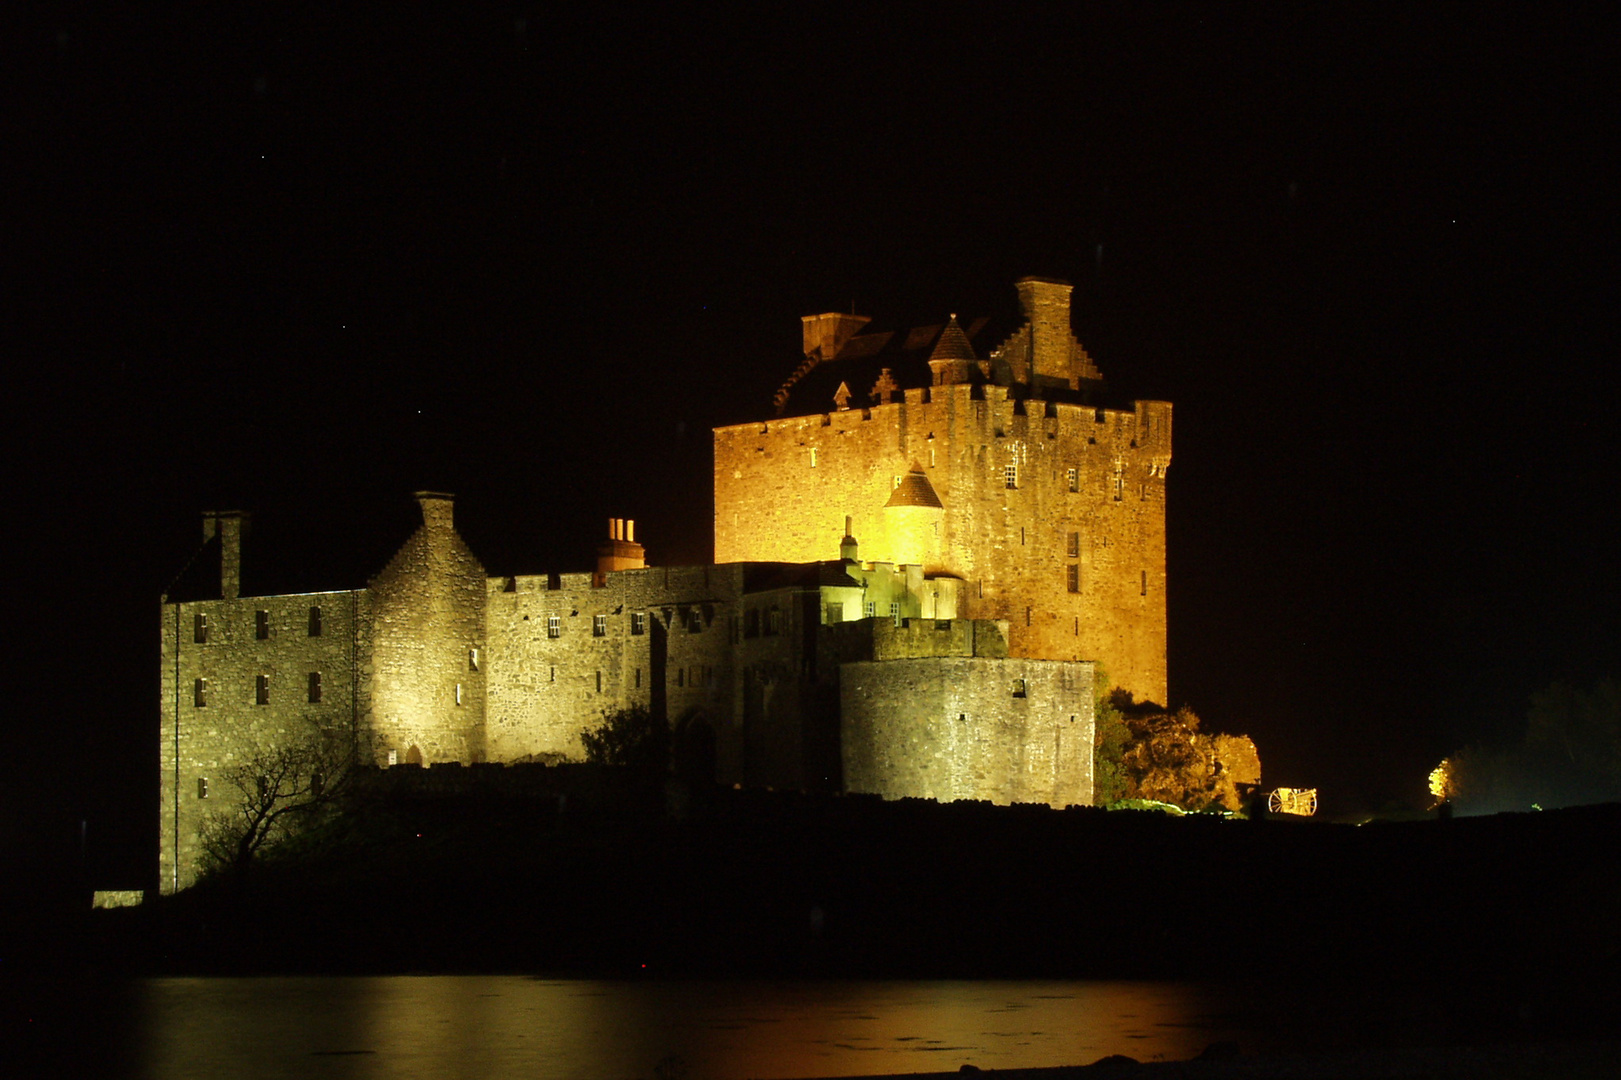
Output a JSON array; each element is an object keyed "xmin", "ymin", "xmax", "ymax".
[{"xmin": 716, "ymin": 278, "xmax": 1170, "ymax": 705}]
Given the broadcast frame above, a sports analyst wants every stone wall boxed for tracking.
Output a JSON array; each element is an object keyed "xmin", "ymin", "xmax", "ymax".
[
  {"xmin": 482, "ymin": 564, "xmax": 752, "ymax": 766},
  {"xmin": 158, "ymin": 588, "xmax": 367, "ymax": 893},
  {"xmin": 367, "ymin": 493, "xmax": 487, "ymax": 766},
  {"xmin": 714, "ymin": 384, "xmax": 1170, "ymax": 703},
  {"xmin": 840, "ymin": 656, "xmax": 1094, "ymax": 807}
]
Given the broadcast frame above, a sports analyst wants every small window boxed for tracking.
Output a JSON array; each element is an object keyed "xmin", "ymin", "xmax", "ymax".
[
  {"xmin": 595, "ymin": 671, "xmax": 602, "ymax": 693},
  {"xmin": 257, "ymin": 775, "xmax": 269, "ymax": 799},
  {"xmin": 864, "ymin": 601, "xmax": 875, "ymax": 618},
  {"xmin": 1066, "ymin": 531, "xmax": 1080, "ymax": 557},
  {"xmin": 809, "ymin": 447, "xmax": 818, "ymax": 467},
  {"xmin": 469, "ymin": 648, "xmax": 479, "ymax": 672},
  {"xmin": 766, "ymin": 607, "xmax": 781, "ymax": 635},
  {"xmin": 1005, "ymin": 463, "xmax": 1018, "ymax": 489},
  {"xmin": 1013, "ymin": 678, "xmax": 1027, "ymax": 698},
  {"xmin": 311, "ymin": 772, "xmax": 324, "ymax": 798},
  {"xmin": 194, "ymin": 678, "xmax": 207, "ymax": 708},
  {"xmin": 387, "ymin": 749, "xmax": 399, "ymax": 766},
  {"xmin": 634, "ymin": 667, "xmax": 642, "ymax": 689},
  {"xmin": 889, "ymin": 601, "xmax": 900, "ymax": 626},
  {"xmin": 547, "ymin": 615, "xmax": 561, "ymax": 639},
  {"xmin": 308, "ymin": 671, "xmax": 322, "ymax": 703},
  {"xmin": 255, "ymin": 610, "xmax": 270, "ymax": 640},
  {"xmin": 685, "ymin": 608, "xmax": 702, "ymax": 633},
  {"xmin": 593, "ymin": 614, "xmax": 607, "ymax": 637},
  {"xmin": 631, "ymin": 612, "xmax": 646, "ymax": 636},
  {"xmin": 193, "ymin": 613, "xmax": 208, "ymax": 644},
  {"xmin": 197, "ymin": 777, "xmax": 209, "ymax": 800},
  {"xmin": 1141, "ymin": 570, "xmax": 1148, "ymax": 597},
  {"xmin": 893, "ymin": 475, "xmax": 902, "ymax": 488},
  {"xmin": 1067, "ymin": 564, "xmax": 1079, "ymax": 593},
  {"xmin": 825, "ymin": 602, "xmax": 844, "ymax": 624},
  {"xmin": 308, "ymin": 606, "xmax": 323, "ymax": 637},
  {"xmin": 936, "ymin": 619, "xmax": 951, "ymax": 631},
  {"xmin": 677, "ymin": 667, "xmax": 685, "ymax": 688},
  {"xmin": 455, "ymin": 682, "xmax": 463, "ymax": 705},
  {"xmin": 1067, "ymin": 467, "xmax": 1079, "ymax": 492},
  {"xmin": 744, "ymin": 609, "xmax": 759, "ymax": 638},
  {"xmin": 256, "ymin": 674, "xmax": 270, "ymax": 705}
]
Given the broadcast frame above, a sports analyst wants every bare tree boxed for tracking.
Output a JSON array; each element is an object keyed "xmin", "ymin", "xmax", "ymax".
[{"xmin": 199, "ymin": 721, "xmax": 355, "ymax": 877}]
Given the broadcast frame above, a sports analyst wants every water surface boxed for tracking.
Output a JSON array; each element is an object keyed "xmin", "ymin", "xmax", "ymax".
[{"xmin": 137, "ymin": 977, "xmax": 1254, "ymax": 1079}]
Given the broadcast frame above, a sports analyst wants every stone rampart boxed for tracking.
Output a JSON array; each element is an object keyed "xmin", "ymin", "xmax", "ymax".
[{"xmin": 840, "ymin": 656, "xmax": 1094, "ymax": 808}]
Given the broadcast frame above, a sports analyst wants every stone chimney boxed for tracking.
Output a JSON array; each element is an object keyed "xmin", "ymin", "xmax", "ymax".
[
  {"xmin": 415, "ymin": 491, "xmax": 456, "ymax": 532},
  {"xmin": 203, "ymin": 511, "xmax": 248, "ymax": 600},
  {"xmin": 839, "ymin": 515, "xmax": 859, "ymax": 562},
  {"xmin": 1014, "ymin": 276, "xmax": 1075, "ymax": 388},
  {"xmin": 801, "ymin": 312, "xmax": 872, "ymax": 363},
  {"xmin": 595, "ymin": 517, "xmax": 646, "ymax": 586}
]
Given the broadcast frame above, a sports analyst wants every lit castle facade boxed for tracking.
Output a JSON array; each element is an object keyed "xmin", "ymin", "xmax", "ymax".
[{"xmin": 159, "ymin": 278, "xmax": 1167, "ymax": 891}]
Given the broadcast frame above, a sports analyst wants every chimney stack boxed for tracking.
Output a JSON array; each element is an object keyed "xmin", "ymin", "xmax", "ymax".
[
  {"xmin": 203, "ymin": 510, "xmax": 249, "ymax": 600},
  {"xmin": 1014, "ymin": 276, "xmax": 1075, "ymax": 389},
  {"xmin": 801, "ymin": 312, "xmax": 872, "ymax": 363},
  {"xmin": 414, "ymin": 491, "xmax": 456, "ymax": 532},
  {"xmin": 595, "ymin": 517, "xmax": 646, "ymax": 586}
]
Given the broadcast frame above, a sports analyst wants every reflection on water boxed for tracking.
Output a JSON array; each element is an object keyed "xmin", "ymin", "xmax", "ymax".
[{"xmin": 137, "ymin": 977, "xmax": 1253, "ymax": 1079}]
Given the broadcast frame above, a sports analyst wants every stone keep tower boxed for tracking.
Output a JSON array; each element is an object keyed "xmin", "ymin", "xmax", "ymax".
[{"xmin": 714, "ymin": 277, "xmax": 1171, "ymax": 705}]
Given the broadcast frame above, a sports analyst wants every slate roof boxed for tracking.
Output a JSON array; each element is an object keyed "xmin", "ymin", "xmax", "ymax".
[
  {"xmin": 928, "ymin": 314, "xmax": 979, "ymax": 365},
  {"xmin": 774, "ymin": 314, "xmax": 1011, "ymax": 417},
  {"xmin": 774, "ymin": 303, "xmax": 1113, "ymax": 417}
]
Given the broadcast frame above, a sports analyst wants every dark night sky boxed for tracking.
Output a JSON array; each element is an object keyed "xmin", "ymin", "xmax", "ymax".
[{"xmin": 8, "ymin": 4, "xmax": 1617, "ymax": 876}]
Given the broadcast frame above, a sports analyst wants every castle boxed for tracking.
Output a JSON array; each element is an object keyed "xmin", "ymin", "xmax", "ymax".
[{"xmin": 159, "ymin": 277, "xmax": 1169, "ymax": 892}]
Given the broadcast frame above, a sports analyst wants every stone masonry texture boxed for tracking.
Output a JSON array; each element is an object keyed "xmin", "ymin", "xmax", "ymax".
[{"xmin": 159, "ymin": 278, "xmax": 1161, "ymax": 890}]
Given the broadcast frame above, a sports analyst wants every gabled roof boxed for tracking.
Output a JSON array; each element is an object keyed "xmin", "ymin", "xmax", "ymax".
[{"xmin": 774, "ymin": 315, "xmax": 1004, "ymax": 417}]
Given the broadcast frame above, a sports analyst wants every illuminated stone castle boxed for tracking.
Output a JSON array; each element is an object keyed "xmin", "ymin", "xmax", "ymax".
[
  {"xmin": 717, "ymin": 276, "xmax": 1169, "ymax": 702},
  {"xmin": 160, "ymin": 278, "xmax": 1163, "ymax": 891}
]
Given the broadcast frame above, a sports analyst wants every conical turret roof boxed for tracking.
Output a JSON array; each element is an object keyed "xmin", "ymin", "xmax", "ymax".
[
  {"xmin": 885, "ymin": 463, "xmax": 944, "ymax": 508},
  {"xmin": 928, "ymin": 314, "xmax": 978, "ymax": 365}
]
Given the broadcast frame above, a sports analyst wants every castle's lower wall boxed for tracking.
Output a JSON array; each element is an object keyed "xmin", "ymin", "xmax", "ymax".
[
  {"xmin": 839, "ymin": 657, "xmax": 1093, "ymax": 808},
  {"xmin": 159, "ymin": 590, "xmax": 367, "ymax": 893},
  {"xmin": 484, "ymin": 565, "xmax": 753, "ymax": 765}
]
